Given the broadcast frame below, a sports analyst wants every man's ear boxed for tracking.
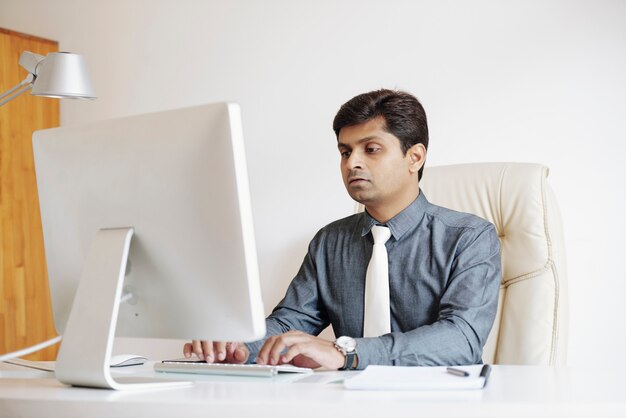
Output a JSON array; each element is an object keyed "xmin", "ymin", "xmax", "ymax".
[{"xmin": 407, "ymin": 143, "xmax": 426, "ymax": 175}]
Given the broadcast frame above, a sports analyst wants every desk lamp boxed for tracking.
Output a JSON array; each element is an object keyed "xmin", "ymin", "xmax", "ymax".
[
  {"xmin": 0, "ymin": 50, "xmax": 96, "ymax": 106},
  {"xmin": 0, "ymin": 50, "xmax": 95, "ymax": 362}
]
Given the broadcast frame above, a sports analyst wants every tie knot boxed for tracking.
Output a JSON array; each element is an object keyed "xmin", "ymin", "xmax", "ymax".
[{"xmin": 371, "ymin": 225, "xmax": 391, "ymax": 245}]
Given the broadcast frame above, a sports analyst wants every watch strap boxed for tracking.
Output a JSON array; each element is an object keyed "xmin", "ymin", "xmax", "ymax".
[{"xmin": 341, "ymin": 351, "xmax": 357, "ymax": 370}]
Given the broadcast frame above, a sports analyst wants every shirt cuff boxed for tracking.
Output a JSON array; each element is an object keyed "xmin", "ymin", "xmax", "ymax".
[{"xmin": 354, "ymin": 337, "xmax": 390, "ymax": 369}]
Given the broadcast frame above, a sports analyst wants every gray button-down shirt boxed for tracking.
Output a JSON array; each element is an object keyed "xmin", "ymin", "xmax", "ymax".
[{"xmin": 247, "ymin": 191, "xmax": 501, "ymax": 368}]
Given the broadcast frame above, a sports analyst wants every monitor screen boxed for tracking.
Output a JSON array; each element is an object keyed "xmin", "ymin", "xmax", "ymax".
[{"xmin": 33, "ymin": 103, "xmax": 266, "ymax": 346}]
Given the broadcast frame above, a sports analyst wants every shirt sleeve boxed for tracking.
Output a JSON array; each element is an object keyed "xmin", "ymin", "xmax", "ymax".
[
  {"xmin": 354, "ymin": 223, "xmax": 502, "ymax": 368},
  {"xmin": 245, "ymin": 230, "xmax": 330, "ymax": 359}
]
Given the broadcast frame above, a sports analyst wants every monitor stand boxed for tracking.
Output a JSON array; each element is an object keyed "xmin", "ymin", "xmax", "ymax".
[{"xmin": 55, "ymin": 227, "xmax": 191, "ymax": 390}]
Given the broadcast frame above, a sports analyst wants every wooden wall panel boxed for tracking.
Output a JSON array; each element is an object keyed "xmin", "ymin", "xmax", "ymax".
[{"xmin": 0, "ymin": 28, "xmax": 60, "ymax": 360}]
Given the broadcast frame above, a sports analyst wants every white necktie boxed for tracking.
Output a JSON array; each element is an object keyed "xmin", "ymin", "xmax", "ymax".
[{"xmin": 363, "ymin": 225, "xmax": 392, "ymax": 337}]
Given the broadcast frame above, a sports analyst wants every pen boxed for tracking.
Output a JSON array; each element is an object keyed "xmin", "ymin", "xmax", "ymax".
[
  {"xmin": 480, "ymin": 364, "xmax": 492, "ymax": 387},
  {"xmin": 446, "ymin": 367, "xmax": 469, "ymax": 377}
]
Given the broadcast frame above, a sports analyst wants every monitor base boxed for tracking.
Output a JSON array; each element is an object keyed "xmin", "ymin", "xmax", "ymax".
[{"xmin": 55, "ymin": 228, "xmax": 191, "ymax": 390}]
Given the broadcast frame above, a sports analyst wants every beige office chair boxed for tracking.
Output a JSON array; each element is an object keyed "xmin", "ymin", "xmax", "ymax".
[{"xmin": 419, "ymin": 163, "xmax": 568, "ymax": 365}]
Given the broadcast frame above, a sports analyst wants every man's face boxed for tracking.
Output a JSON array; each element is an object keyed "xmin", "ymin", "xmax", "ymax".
[{"xmin": 337, "ymin": 117, "xmax": 423, "ymax": 214}]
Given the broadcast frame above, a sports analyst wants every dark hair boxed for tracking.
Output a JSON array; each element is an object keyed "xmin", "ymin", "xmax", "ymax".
[{"xmin": 333, "ymin": 89, "xmax": 429, "ymax": 180}]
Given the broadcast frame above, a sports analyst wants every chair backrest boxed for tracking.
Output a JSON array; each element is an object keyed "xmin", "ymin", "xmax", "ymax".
[{"xmin": 419, "ymin": 163, "xmax": 568, "ymax": 365}]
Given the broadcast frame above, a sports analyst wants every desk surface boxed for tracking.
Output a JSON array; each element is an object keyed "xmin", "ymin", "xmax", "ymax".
[{"xmin": 1, "ymin": 362, "xmax": 625, "ymax": 418}]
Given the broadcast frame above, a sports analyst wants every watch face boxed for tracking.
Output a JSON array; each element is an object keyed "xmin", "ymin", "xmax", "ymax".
[{"xmin": 336, "ymin": 336, "xmax": 356, "ymax": 352}]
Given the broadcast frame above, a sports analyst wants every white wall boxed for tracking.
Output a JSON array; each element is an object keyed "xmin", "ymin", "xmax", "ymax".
[{"xmin": 2, "ymin": 0, "xmax": 625, "ymax": 366}]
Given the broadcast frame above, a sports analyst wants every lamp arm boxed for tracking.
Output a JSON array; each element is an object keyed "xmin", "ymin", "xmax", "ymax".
[{"xmin": 0, "ymin": 74, "xmax": 35, "ymax": 107}]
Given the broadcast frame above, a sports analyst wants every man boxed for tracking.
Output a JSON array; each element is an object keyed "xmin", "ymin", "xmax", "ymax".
[{"xmin": 184, "ymin": 89, "xmax": 501, "ymax": 369}]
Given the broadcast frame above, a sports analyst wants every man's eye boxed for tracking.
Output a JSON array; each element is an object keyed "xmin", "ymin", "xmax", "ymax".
[
  {"xmin": 366, "ymin": 146, "xmax": 380, "ymax": 153},
  {"xmin": 340, "ymin": 151, "xmax": 351, "ymax": 158}
]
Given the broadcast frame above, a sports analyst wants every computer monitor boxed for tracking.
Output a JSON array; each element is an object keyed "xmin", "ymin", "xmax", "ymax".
[{"xmin": 32, "ymin": 102, "xmax": 266, "ymax": 389}]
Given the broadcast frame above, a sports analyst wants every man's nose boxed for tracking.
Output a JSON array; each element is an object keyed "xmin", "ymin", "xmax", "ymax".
[{"xmin": 346, "ymin": 150, "xmax": 363, "ymax": 169}]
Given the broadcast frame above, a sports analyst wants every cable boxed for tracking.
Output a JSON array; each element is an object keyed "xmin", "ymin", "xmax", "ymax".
[
  {"xmin": 1, "ymin": 294, "xmax": 130, "ymax": 363},
  {"xmin": 3, "ymin": 358, "xmax": 55, "ymax": 372},
  {"xmin": 0, "ymin": 336, "xmax": 62, "ymax": 363}
]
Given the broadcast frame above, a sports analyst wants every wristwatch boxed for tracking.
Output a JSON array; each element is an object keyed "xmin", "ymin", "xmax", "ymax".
[{"xmin": 334, "ymin": 336, "xmax": 358, "ymax": 370}]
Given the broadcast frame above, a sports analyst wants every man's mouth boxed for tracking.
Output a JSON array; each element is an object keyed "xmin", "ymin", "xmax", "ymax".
[{"xmin": 348, "ymin": 177, "xmax": 369, "ymax": 184}]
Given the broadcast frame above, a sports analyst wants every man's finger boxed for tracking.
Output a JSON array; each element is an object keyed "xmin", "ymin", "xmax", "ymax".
[
  {"xmin": 279, "ymin": 343, "xmax": 304, "ymax": 364},
  {"xmin": 267, "ymin": 333, "xmax": 309, "ymax": 365},
  {"xmin": 183, "ymin": 342, "xmax": 193, "ymax": 358},
  {"xmin": 201, "ymin": 340, "xmax": 214, "ymax": 362},
  {"xmin": 224, "ymin": 342, "xmax": 248, "ymax": 364},
  {"xmin": 233, "ymin": 346, "xmax": 249, "ymax": 363},
  {"xmin": 256, "ymin": 336, "xmax": 279, "ymax": 365},
  {"xmin": 192, "ymin": 340, "xmax": 204, "ymax": 360},
  {"xmin": 214, "ymin": 341, "xmax": 227, "ymax": 362},
  {"xmin": 267, "ymin": 337, "xmax": 292, "ymax": 365},
  {"xmin": 225, "ymin": 342, "xmax": 235, "ymax": 357}
]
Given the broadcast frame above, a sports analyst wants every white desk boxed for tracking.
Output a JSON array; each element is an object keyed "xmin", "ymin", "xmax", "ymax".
[{"xmin": 1, "ymin": 362, "xmax": 625, "ymax": 418}]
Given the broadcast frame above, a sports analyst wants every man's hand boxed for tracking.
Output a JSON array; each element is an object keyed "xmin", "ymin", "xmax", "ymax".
[
  {"xmin": 183, "ymin": 340, "xmax": 249, "ymax": 364},
  {"xmin": 256, "ymin": 330, "xmax": 345, "ymax": 370}
]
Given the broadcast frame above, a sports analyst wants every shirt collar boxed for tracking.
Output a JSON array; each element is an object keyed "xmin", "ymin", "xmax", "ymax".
[{"xmin": 360, "ymin": 190, "xmax": 429, "ymax": 240}]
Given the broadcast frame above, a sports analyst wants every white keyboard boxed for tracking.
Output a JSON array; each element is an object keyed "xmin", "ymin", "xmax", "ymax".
[{"xmin": 154, "ymin": 360, "xmax": 313, "ymax": 377}]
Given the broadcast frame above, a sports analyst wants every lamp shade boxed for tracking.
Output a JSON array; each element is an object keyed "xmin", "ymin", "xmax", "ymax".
[{"xmin": 31, "ymin": 52, "xmax": 96, "ymax": 100}]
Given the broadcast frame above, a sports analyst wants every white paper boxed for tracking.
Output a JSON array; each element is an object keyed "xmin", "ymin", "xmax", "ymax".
[{"xmin": 344, "ymin": 365, "xmax": 487, "ymax": 391}]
